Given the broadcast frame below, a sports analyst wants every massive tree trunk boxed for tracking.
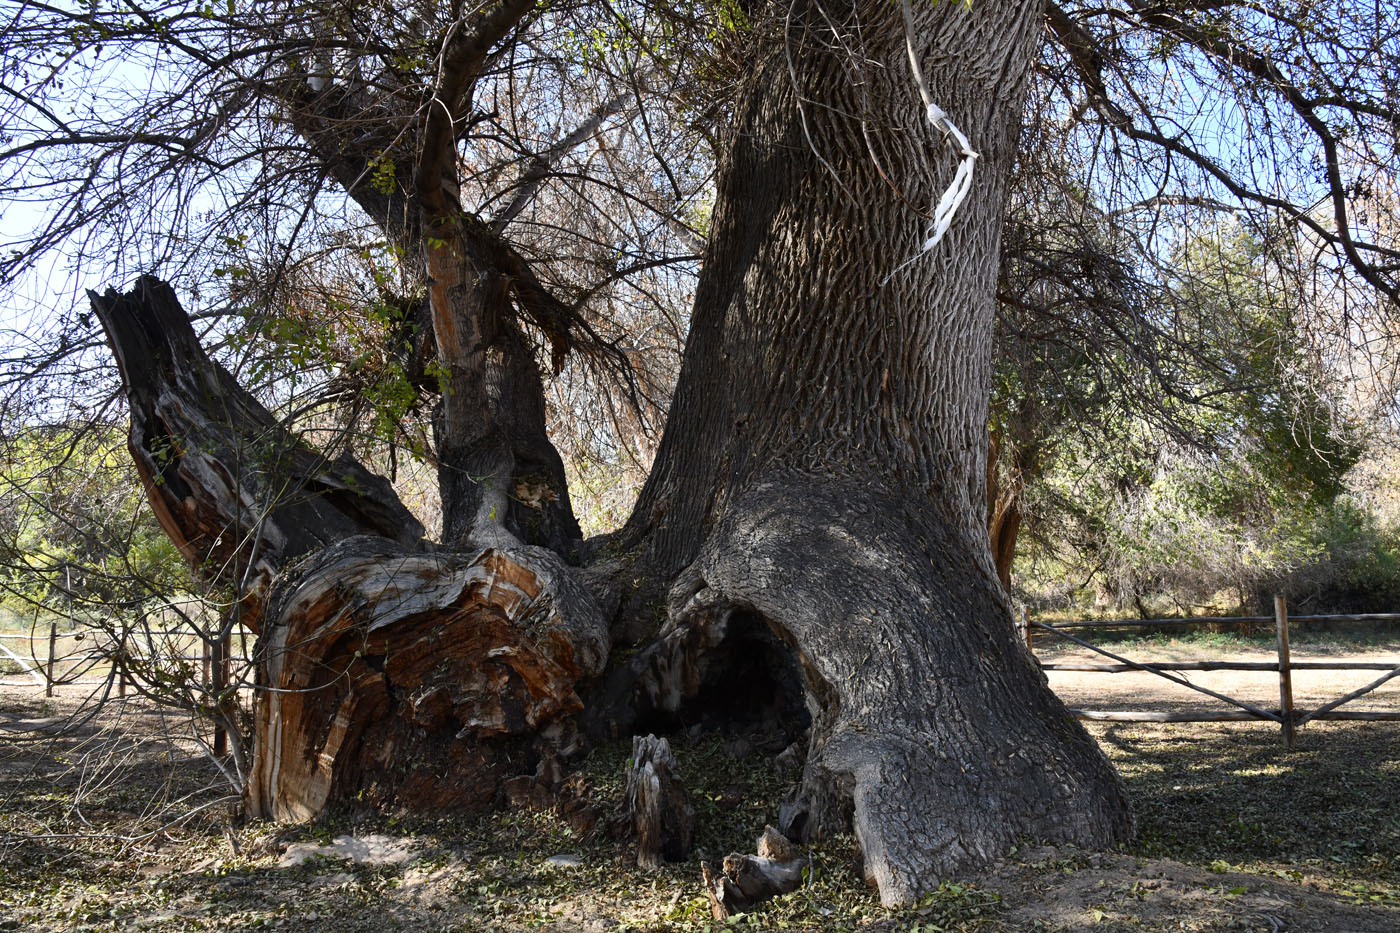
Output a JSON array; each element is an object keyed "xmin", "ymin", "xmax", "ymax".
[
  {"xmin": 610, "ymin": 0, "xmax": 1131, "ymax": 903},
  {"xmin": 94, "ymin": 0, "xmax": 1132, "ymax": 910}
]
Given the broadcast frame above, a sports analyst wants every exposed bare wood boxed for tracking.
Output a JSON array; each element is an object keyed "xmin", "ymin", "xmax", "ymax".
[
  {"xmin": 701, "ymin": 826, "xmax": 805, "ymax": 919},
  {"xmin": 45, "ymin": 621, "xmax": 56, "ymax": 698},
  {"xmin": 0, "ymin": 641, "xmax": 47, "ymax": 690},
  {"xmin": 624, "ymin": 734, "xmax": 694, "ymax": 870},
  {"xmin": 88, "ymin": 277, "xmax": 424, "ymax": 623},
  {"xmin": 1045, "ymin": 614, "xmax": 1400, "ymax": 629},
  {"xmin": 1072, "ymin": 709, "xmax": 1278, "ymax": 722},
  {"xmin": 1032, "ymin": 621, "xmax": 1283, "ymax": 722},
  {"xmin": 246, "ymin": 538, "xmax": 608, "ymax": 821},
  {"xmin": 1295, "ymin": 666, "xmax": 1400, "ymax": 727},
  {"xmin": 1071, "ymin": 709, "xmax": 1400, "ymax": 723}
]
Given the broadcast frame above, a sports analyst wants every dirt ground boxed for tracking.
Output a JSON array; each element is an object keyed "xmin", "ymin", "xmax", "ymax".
[{"xmin": 2, "ymin": 637, "xmax": 1399, "ymax": 932}]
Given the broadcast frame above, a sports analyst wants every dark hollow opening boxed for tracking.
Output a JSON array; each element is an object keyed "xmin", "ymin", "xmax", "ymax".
[{"xmin": 634, "ymin": 609, "xmax": 812, "ymax": 748}]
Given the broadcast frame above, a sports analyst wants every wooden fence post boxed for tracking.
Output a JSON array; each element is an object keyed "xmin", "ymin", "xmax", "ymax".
[
  {"xmin": 213, "ymin": 629, "xmax": 230, "ymax": 757},
  {"xmin": 1275, "ymin": 595, "xmax": 1296, "ymax": 747},
  {"xmin": 45, "ymin": 620, "xmax": 57, "ymax": 698}
]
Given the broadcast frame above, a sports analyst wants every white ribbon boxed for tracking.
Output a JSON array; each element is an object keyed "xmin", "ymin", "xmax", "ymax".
[{"xmin": 884, "ymin": 0, "xmax": 980, "ymax": 283}]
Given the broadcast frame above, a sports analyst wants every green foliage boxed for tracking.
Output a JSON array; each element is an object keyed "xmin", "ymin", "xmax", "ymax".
[
  {"xmin": 367, "ymin": 156, "xmax": 397, "ymax": 195},
  {"xmin": 221, "ymin": 241, "xmax": 436, "ymax": 460},
  {"xmin": 1277, "ymin": 499, "xmax": 1400, "ymax": 612},
  {"xmin": 1007, "ymin": 222, "xmax": 1375, "ymax": 616},
  {"xmin": 0, "ymin": 422, "xmax": 189, "ymax": 616}
]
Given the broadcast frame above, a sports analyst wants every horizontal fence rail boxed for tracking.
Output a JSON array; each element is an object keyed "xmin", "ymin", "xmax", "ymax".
[
  {"xmin": 8, "ymin": 602, "xmax": 1398, "ymax": 752},
  {"xmin": 1025, "ymin": 597, "xmax": 1400, "ymax": 745},
  {"xmin": 1, "ymin": 619, "xmax": 255, "ymax": 755},
  {"xmin": 1041, "ymin": 613, "xmax": 1400, "ymax": 629}
]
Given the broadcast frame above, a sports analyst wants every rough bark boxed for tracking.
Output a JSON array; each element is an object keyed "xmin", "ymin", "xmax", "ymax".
[
  {"xmin": 409, "ymin": 0, "xmax": 583, "ymax": 555},
  {"xmin": 286, "ymin": 0, "xmax": 583, "ymax": 557},
  {"xmin": 610, "ymin": 0, "xmax": 1132, "ymax": 905},
  {"xmin": 95, "ymin": 0, "xmax": 1137, "ymax": 906}
]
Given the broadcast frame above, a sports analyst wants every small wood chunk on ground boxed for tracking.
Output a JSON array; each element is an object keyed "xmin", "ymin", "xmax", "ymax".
[
  {"xmin": 702, "ymin": 825, "xmax": 806, "ymax": 919},
  {"xmin": 624, "ymin": 734, "xmax": 695, "ymax": 869}
]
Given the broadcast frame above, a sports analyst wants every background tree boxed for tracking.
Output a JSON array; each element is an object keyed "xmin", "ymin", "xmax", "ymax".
[{"xmin": 986, "ymin": 0, "xmax": 1400, "ymax": 598}]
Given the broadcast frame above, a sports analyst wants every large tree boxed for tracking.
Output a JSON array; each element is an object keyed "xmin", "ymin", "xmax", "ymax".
[{"xmin": 5, "ymin": 0, "xmax": 1400, "ymax": 907}]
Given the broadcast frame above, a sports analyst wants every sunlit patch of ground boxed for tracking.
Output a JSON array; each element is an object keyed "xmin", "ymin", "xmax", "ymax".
[{"xmin": 3, "ymin": 660, "xmax": 1399, "ymax": 931}]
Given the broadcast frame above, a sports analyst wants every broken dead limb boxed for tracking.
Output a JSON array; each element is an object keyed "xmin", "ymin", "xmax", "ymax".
[
  {"xmin": 624, "ymin": 734, "xmax": 694, "ymax": 869},
  {"xmin": 701, "ymin": 825, "xmax": 806, "ymax": 919},
  {"xmin": 91, "ymin": 279, "xmax": 614, "ymax": 822},
  {"xmin": 246, "ymin": 538, "xmax": 609, "ymax": 820}
]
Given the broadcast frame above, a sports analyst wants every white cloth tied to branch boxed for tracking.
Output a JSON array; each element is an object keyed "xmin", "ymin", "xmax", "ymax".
[
  {"xmin": 920, "ymin": 100, "xmax": 978, "ymax": 249},
  {"xmin": 884, "ymin": 0, "xmax": 980, "ymax": 283}
]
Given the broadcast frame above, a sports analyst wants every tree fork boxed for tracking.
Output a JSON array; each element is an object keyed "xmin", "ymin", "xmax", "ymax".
[{"xmin": 93, "ymin": 277, "xmax": 608, "ymax": 818}]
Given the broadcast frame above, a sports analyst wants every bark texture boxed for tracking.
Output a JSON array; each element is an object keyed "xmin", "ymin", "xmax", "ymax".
[
  {"xmin": 675, "ymin": 481, "xmax": 1127, "ymax": 901},
  {"xmin": 612, "ymin": 0, "xmax": 1132, "ymax": 904},
  {"xmin": 286, "ymin": 0, "xmax": 582, "ymax": 556},
  {"xmin": 95, "ymin": 0, "xmax": 1138, "ymax": 906},
  {"xmin": 624, "ymin": 0, "xmax": 1031, "ymax": 572},
  {"xmin": 702, "ymin": 826, "xmax": 805, "ymax": 919},
  {"xmin": 89, "ymin": 276, "xmax": 423, "ymax": 620},
  {"xmin": 986, "ymin": 430, "xmax": 1027, "ymax": 591}
]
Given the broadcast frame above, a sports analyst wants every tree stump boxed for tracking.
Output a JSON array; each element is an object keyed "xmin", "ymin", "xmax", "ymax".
[
  {"xmin": 245, "ymin": 538, "xmax": 608, "ymax": 819},
  {"xmin": 624, "ymin": 734, "xmax": 694, "ymax": 869}
]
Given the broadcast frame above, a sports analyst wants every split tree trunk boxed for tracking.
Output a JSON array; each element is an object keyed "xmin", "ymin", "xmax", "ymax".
[
  {"xmin": 247, "ymin": 537, "xmax": 607, "ymax": 820},
  {"xmin": 89, "ymin": 277, "xmax": 424, "ymax": 613},
  {"xmin": 92, "ymin": 278, "xmax": 609, "ymax": 819},
  {"xmin": 95, "ymin": 0, "xmax": 1134, "ymax": 909},
  {"xmin": 611, "ymin": 0, "xmax": 1132, "ymax": 904}
]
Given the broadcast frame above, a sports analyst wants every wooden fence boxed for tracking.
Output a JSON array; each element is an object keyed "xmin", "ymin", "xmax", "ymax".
[
  {"xmin": 9, "ymin": 600, "xmax": 1398, "ymax": 751},
  {"xmin": 0, "ymin": 624, "xmax": 253, "ymax": 752},
  {"xmin": 0, "ymin": 629, "xmax": 250, "ymax": 692},
  {"xmin": 1022, "ymin": 597, "xmax": 1400, "ymax": 746}
]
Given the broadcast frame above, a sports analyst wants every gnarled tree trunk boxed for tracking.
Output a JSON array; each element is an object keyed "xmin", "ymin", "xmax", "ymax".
[
  {"xmin": 91, "ymin": 278, "xmax": 609, "ymax": 820},
  {"xmin": 94, "ymin": 0, "xmax": 1133, "ymax": 910},
  {"xmin": 610, "ymin": 0, "xmax": 1131, "ymax": 904}
]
